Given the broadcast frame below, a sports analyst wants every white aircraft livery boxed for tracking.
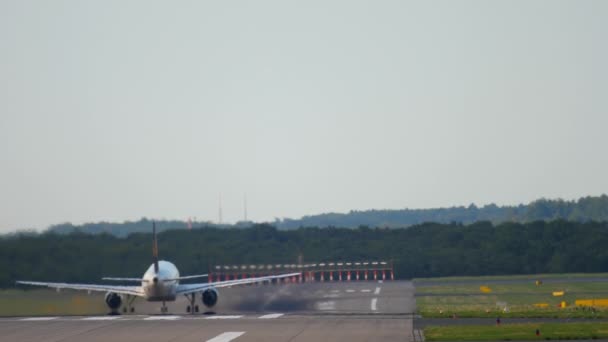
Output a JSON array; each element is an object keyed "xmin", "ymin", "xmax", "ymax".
[{"xmin": 17, "ymin": 223, "xmax": 300, "ymax": 314}]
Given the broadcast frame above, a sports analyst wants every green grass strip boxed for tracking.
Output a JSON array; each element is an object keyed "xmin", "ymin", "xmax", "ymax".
[{"xmin": 425, "ymin": 322, "xmax": 608, "ymax": 341}]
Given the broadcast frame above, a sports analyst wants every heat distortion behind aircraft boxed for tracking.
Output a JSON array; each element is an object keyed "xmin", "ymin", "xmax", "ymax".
[{"xmin": 17, "ymin": 222, "xmax": 299, "ymax": 314}]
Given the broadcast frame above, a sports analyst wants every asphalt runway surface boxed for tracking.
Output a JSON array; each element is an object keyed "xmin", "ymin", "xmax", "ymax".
[{"xmin": 0, "ymin": 280, "xmax": 417, "ymax": 342}]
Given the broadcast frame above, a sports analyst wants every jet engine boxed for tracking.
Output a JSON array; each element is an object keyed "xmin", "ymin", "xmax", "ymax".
[
  {"xmin": 201, "ymin": 288, "xmax": 218, "ymax": 307},
  {"xmin": 105, "ymin": 292, "xmax": 122, "ymax": 310}
]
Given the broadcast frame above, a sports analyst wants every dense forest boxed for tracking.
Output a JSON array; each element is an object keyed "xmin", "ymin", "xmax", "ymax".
[
  {"xmin": 278, "ymin": 195, "xmax": 608, "ymax": 229},
  {"xmin": 3, "ymin": 220, "xmax": 608, "ymax": 288},
  {"xmin": 44, "ymin": 195, "xmax": 608, "ymax": 236}
]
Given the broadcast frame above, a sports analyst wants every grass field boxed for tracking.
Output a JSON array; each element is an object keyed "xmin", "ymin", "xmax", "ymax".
[
  {"xmin": 425, "ymin": 322, "xmax": 608, "ymax": 341},
  {"xmin": 0, "ymin": 289, "xmax": 106, "ymax": 316},
  {"xmin": 415, "ymin": 274, "xmax": 608, "ymax": 318},
  {"xmin": 415, "ymin": 273, "xmax": 608, "ymax": 283}
]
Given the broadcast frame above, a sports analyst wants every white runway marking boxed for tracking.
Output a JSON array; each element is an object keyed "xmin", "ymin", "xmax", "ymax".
[
  {"xmin": 371, "ymin": 298, "xmax": 378, "ymax": 311},
  {"xmin": 81, "ymin": 316, "xmax": 120, "ymax": 321},
  {"xmin": 330, "ymin": 289, "xmax": 340, "ymax": 293},
  {"xmin": 144, "ymin": 315, "xmax": 180, "ymax": 320},
  {"xmin": 20, "ymin": 317, "xmax": 57, "ymax": 321},
  {"xmin": 374, "ymin": 287, "xmax": 381, "ymax": 295},
  {"xmin": 206, "ymin": 331, "xmax": 245, "ymax": 342},
  {"xmin": 378, "ymin": 280, "xmax": 384, "ymax": 284},
  {"xmin": 323, "ymin": 293, "xmax": 340, "ymax": 298},
  {"xmin": 316, "ymin": 301, "xmax": 336, "ymax": 310},
  {"xmin": 346, "ymin": 289, "xmax": 355, "ymax": 293},
  {"xmin": 360, "ymin": 289, "xmax": 371, "ymax": 293},
  {"xmin": 205, "ymin": 315, "xmax": 243, "ymax": 320},
  {"xmin": 258, "ymin": 313, "xmax": 284, "ymax": 319}
]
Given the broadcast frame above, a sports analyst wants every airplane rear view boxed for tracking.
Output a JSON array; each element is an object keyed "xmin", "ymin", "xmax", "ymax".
[{"xmin": 17, "ymin": 222, "xmax": 299, "ymax": 314}]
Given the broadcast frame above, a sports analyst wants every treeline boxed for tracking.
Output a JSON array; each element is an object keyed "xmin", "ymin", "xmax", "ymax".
[
  {"xmin": 44, "ymin": 195, "xmax": 608, "ymax": 236},
  {"xmin": 47, "ymin": 218, "xmax": 221, "ymax": 238},
  {"xmin": 278, "ymin": 195, "xmax": 608, "ymax": 228},
  {"xmin": 2, "ymin": 220, "xmax": 608, "ymax": 288}
]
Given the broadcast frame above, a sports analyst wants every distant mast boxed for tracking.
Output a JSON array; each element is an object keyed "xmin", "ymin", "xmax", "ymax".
[
  {"xmin": 243, "ymin": 193, "xmax": 248, "ymax": 222},
  {"xmin": 218, "ymin": 194, "xmax": 223, "ymax": 224}
]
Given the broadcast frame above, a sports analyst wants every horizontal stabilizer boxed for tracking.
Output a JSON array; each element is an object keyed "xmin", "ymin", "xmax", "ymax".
[
  {"xmin": 163, "ymin": 274, "xmax": 208, "ymax": 282},
  {"xmin": 102, "ymin": 277, "xmax": 147, "ymax": 282}
]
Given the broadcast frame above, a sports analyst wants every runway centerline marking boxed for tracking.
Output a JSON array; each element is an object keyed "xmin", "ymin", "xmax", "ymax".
[
  {"xmin": 81, "ymin": 316, "xmax": 120, "ymax": 321},
  {"xmin": 20, "ymin": 317, "xmax": 58, "ymax": 321},
  {"xmin": 361, "ymin": 289, "xmax": 371, "ymax": 293},
  {"xmin": 206, "ymin": 331, "xmax": 245, "ymax": 342},
  {"xmin": 374, "ymin": 286, "xmax": 381, "ymax": 295},
  {"xmin": 144, "ymin": 315, "xmax": 180, "ymax": 320},
  {"xmin": 258, "ymin": 313, "xmax": 284, "ymax": 319},
  {"xmin": 371, "ymin": 298, "xmax": 378, "ymax": 311},
  {"xmin": 346, "ymin": 289, "xmax": 355, "ymax": 293},
  {"xmin": 316, "ymin": 301, "xmax": 336, "ymax": 310},
  {"xmin": 323, "ymin": 293, "xmax": 340, "ymax": 298},
  {"xmin": 205, "ymin": 315, "xmax": 243, "ymax": 320}
]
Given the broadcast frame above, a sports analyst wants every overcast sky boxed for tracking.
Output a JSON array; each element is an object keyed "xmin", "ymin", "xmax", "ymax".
[{"xmin": 1, "ymin": 1, "xmax": 607, "ymax": 231}]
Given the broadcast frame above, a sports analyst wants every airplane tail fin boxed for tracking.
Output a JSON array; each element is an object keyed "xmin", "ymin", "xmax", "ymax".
[{"xmin": 153, "ymin": 221, "xmax": 159, "ymax": 273}]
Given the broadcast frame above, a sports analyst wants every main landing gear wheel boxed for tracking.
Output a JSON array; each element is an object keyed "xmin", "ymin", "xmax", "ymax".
[
  {"xmin": 184, "ymin": 293, "xmax": 198, "ymax": 315},
  {"xmin": 186, "ymin": 305, "xmax": 200, "ymax": 313},
  {"xmin": 122, "ymin": 295, "xmax": 137, "ymax": 315}
]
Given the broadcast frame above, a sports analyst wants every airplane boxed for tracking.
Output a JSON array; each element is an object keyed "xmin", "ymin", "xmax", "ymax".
[{"xmin": 17, "ymin": 222, "xmax": 300, "ymax": 314}]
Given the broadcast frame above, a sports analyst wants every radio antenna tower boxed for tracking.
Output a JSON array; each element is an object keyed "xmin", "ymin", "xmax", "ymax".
[
  {"xmin": 218, "ymin": 194, "xmax": 223, "ymax": 224},
  {"xmin": 243, "ymin": 193, "xmax": 248, "ymax": 222}
]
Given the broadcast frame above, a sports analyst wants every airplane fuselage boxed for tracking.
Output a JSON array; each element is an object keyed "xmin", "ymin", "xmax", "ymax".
[{"xmin": 142, "ymin": 260, "xmax": 179, "ymax": 301}]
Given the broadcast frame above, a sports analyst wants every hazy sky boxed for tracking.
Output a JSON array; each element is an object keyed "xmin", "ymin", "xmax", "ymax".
[{"xmin": 1, "ymin": 1, "xmax": 607, "ymax": 231}]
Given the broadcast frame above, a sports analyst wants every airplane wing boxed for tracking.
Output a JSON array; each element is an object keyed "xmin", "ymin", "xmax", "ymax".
[
  {"xmin": 176, "ymin": 272, "xmax": 301, "ymax": 295},
  {"xmin": 16, "ymin": 281, "xmax": 145, "ymax": 297}
]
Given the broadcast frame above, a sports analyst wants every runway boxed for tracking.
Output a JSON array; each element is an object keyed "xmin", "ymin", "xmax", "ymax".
[{"xmin": 0, "ymin": 280, "xmax": 416, "ymax": 342}]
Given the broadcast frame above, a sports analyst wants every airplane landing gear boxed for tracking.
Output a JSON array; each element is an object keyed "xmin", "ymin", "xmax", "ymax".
[
  {"xmin": 185, "ymin": 293, "xmax": 198, "ymax": 315},
  {"xmin": 122, "ymin": 295, "xmax": 137, "ymax": 314},
  {"xmin": 161, "ymin": 301, "xmax": 169, "ymax": 314},
  {"xmin": 187, "ymin": 305, "xmax": 200, "ymax": 313}
]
